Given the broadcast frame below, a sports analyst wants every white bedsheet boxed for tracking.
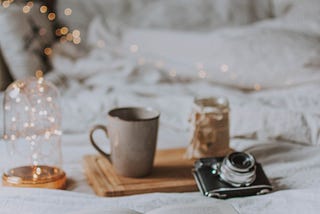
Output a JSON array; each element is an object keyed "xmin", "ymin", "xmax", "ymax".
[
  {"xmin": 1, "ymin": 0, "xmax": 320, "ymax": 213},
  {"xmin": 1, "ymin": 138, "xmax": 320, "ymax": 214}
]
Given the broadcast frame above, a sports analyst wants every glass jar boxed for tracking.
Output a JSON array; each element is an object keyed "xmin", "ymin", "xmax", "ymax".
[
  {"xmin": 185, "ymin": 97, "xmax": 232, "ymax": 159},
  {"xmin": 2, "ymin": 76, "xmax": 66, "ymax": 189}
]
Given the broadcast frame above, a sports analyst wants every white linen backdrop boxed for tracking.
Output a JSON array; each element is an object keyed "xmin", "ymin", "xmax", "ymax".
[{"xmin": 0, "ymin": 0, "xmax": 320, "ymax": 213}]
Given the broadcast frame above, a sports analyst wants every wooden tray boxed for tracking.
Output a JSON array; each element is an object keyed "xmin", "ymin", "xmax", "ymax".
[{"xmin": 83, "ymin": 148, "xmax": 198, "ymax": 197}]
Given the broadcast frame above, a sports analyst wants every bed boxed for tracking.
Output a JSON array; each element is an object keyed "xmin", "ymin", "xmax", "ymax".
[{"xmin": 0, "ymin": 0, "xmax": 320, "ymax": 213}]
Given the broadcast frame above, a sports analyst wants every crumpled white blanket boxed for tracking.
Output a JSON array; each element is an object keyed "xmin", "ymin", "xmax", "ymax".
[
  {"xmin": 45, "ymin": 0, "xmax": 320, "ymax": 146},
  {"xmin": 1, "ymin": 0, "xmax": 320, "ymax": 213},
  {"xmin": 2, "ymin": 139, "xmax": 320, "ymax": 214},
  {"xmin": 1, "ymin": 187, "xmax": 320, "ymax": 214},
  {"xmin": 48, "ymin": 51, "xmax": 320, "ymax": 146}
]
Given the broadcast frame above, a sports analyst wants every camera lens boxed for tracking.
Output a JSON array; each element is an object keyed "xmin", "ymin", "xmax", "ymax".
[
  {"xmin": 218, "ymin": 152, "xmax": 256, "ymax": 187},
  {"xmin": 229, "ymin": 152, "xmax": 255, "ymax": 171}
]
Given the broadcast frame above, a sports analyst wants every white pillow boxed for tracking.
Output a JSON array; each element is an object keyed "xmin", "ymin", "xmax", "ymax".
[
  {"xmin": 129, "ymin": 0, "xmax": 272, "ymax": 30},
  {"xmin": 123, "ymin": 27, "xmax": 320, "ymax": 89},
  {"xmin": 271, "ymin": 0, "xmax": 319, "ymax": 17},
  {"xmin": 260, "ymin": 0, "xmax": 320, "ymax": 35},
  {"xmin": 57, "ymin": 0, "xmax": 272, "ymax": 47},
  {"xmin": 57, "ymin": 0, "xmax": 130, "ymax": 48},
  {"xmin": 0, "ymin": 3, "xmax": 54, "ymax": 80}
]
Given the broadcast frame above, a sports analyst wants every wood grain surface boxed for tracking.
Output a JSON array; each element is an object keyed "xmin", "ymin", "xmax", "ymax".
[{"xmin": 83, "ymin": 148, "xmax": 198, "ymax": 197}]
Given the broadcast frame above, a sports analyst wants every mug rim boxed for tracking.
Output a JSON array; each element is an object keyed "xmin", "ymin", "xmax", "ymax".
[{"xmin": 108, "ymin": 107, "xmax": 160, "ymax": 122}]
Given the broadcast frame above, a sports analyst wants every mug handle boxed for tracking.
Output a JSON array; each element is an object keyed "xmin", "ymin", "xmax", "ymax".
[{"xmin": 89, "ymin": 125, "xmax": 110, "ymax": 158}]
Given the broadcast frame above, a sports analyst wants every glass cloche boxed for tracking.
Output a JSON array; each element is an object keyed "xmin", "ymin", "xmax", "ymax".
[{"xmin": 2, "ymin": 75, "xmax": 66, "ymax": 189}]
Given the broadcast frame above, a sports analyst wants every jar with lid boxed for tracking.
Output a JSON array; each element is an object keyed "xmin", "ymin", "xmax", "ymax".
[{"xmin": 185, "ymin": 96, "xmax": 232, "ymax": 159}]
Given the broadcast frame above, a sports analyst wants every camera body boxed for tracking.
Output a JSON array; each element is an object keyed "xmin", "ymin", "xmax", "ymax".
[{"xmin": 193, "ymin": 152, "xmax": 272, "ymax": 199}]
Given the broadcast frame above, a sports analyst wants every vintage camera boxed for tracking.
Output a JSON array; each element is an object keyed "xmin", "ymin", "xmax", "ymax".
[{"xmin": 193, "ymin": 152, "xmax": 272, "ymax": 199}]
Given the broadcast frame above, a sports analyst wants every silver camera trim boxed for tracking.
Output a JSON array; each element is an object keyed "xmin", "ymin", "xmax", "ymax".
[
  {"xmin": 213, "ymin": 152, "xmax": 256, "ymax": 187},
  {"xmin": 207, "ymin": 185, "xmax": 272, "ymax": 199}
]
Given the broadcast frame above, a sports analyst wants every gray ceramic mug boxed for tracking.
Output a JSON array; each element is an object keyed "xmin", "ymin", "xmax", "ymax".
[{"xmin": 90, "ymin": 107, "xmax": 160, "ymax": 177}]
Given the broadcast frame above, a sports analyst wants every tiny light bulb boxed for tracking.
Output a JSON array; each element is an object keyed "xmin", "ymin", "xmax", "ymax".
[
  {"xmin": 64, "ymin": 8, "xmax": 72, "ymax": 16},
  {"xmin": 130, "ymin": 44, "xmax": 139, "ymax": 53},
  {"xmin": 48, "ymin": 12, "xmax": 56, "ymax": 21},
  {"xmin": 220, "ymin": 64, "xmax": 229, "ymax": 72},
  {"xmin": 35, "ymin": 70, "xmax": 43, "ymax": 79},
  {"xmin": 40, "ymin": 5, "xmax": 47, "ymax": 13}
]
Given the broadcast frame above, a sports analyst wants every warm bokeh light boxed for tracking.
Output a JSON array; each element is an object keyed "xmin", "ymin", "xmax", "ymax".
[
  {"xmin": 60, "ymin": 27, "xmax": 69, "ymax": 35},
  {"xmin": 22, "ymin": 5, "xmax": 31, "ymax": 13},
  {"xmin": 2, "ymin": 1, "xmax": 10, "ymax": 8},
  {"xmin": 72, "ymin": 29, "xmax": 80, "ymax": 38},
  {"xmin": 60, "ymin": 36, "xmax": 67, "ymax": 43},
  {"xmin": 73, "ymin": 37, "xmax": 81, "ymax": 44},
  {"xmin": 26, "ymin": 1, "xmax": 34, "ymax": 8},
  {"xmin": 64, "ymin": 8, "xmax": 72, "ymax": 16},
  {"xmin": 35, "ymin": 70, "xmax": 44, "ymax": 79},
  {"xmin": 44, "ymin": 47, "xmax": 52, "ymax": 56},
  {"xmin": 220, "ymin": 64, "xmax": 229, "ymax": 72},
  {"xmin": 55, "ymin": 29, "xmax": 61, "ymax": 36},
  {"xmin": 66, "ymin": 33, "xmax": 73, "ymax": 41},
  {"xmin": 198, "ymin": 70, "xmax": 208, "ymax": 78},
  {"xmin": 130, "ymin": 44, "xmax": 139, "ymax": 53},
  {"xmin": 47, "ymin": 12, "xmax": 56, "ymax": 21},
  {"xmin": 40, "ymin": 5, "xmax": 47, "ymax": 13},
  {"xmin": 254, "ymin": 84, "xmax": 261, "ymax": 91}
]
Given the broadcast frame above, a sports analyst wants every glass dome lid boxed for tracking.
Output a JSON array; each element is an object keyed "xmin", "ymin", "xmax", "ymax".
[{"xmin": 2, "ymin": 75, "xmax": 66, "ymax": 189}]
